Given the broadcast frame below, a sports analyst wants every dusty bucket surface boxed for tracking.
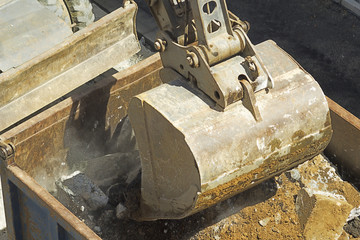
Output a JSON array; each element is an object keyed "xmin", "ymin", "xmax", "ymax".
[
  {"xmin": 1, "ymin": 51, "xmax": 359, "ymax": 240},
  {"xmin": 0, "ymin": 1, "xmax": 140, "ymax": 132},
  {"xmin": 129, "ymin": 40, "xmax": 332, "ymax": 220}
]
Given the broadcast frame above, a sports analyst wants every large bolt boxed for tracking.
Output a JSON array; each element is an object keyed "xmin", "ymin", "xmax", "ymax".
[
  {"xmin": 245, "ymin": 56, "xmax": 257, "ymax": 72},
  {"xmin": 154, "ymin": 39, "xmax": 167, "ymax": 52},
  {"xmin": 186, "ymin": 52, "xmax": 199, "ymax": 68},
  {"xmin": 186, "ymin": 56, "xmax": 194, "ymax": 66},
  {"xmin": 0, "ymin": 142, "xmax": 15, "ymax": 160},
  {"xmin": 0, "ymin": 148, "xmax": 7, "ymax": 160},
  {"xmin": 154, "ymin": 41, "xmax": 161, "ymax": 51}
]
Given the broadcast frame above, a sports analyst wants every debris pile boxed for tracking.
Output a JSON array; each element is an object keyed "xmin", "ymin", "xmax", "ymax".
[
  {"xmin": 55, "ymin": 161, "xmax": 141, "ymax": 235},
  {"xmin": 49, "ymin": 116, "xmax": 360, "ymax": 239},
  {"xmin": 52, "ymin": 145, "xmax": 360, "ymax": 240},
  {"xmin": 345, "ymin": 216, "xmax": 360, "ymax": 238},
  {"xmin": 56, "ymin": 171, "xmax": 109, "ymax": 230},
  {"xmin": 53, "ymin": 116, "xmax": 142, "ymax": 235},
  {"xmin": 186, "ymin": 155, "xmax": 360, "ymax": 240}
]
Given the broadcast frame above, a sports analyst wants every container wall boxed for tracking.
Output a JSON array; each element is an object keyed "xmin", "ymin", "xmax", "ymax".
[
  {"xmin": 0, "ymin": 54, "xmax": 162, "ymax": 239},
  {"xmin": 325, "ymin": 97, "xmax": 360, "ymax": 185},
  {"xmin": 0, "ymin": 52, "xmax": 359, "ymax": 239}
]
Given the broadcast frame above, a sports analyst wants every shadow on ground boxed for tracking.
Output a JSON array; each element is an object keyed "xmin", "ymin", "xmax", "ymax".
[{"xmin": 98, "ymin": 179, "xmax": 277, "ymax": 240}]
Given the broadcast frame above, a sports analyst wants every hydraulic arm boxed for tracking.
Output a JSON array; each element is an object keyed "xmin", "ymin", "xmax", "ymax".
[{"xmin": 145, "ymin": 0, "xmax": 273, "ymax": 115}]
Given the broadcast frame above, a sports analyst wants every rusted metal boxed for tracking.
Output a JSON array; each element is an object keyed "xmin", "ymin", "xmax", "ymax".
[
  {"xmin": 129, "ymin": 40, "xmax": 332, "ymax": 220},
  {"xmin": 0, "ymin": 53, "xmax": 162, "ymax": 239},
  {"xmin": 1, "ymin": 54, "xmax": 162, "ymax": 178},
  {"xmin": 0, "ymin": 47, "xmax": 357, "ymax": 238},
  {"xmin": 0, "ymin": 1, "xmax": 140, "ymax": 132},
  {"xmin": 0, "ymin": 139, "xmax": 15, "ymax": 161},
  {"xmin": 325, "ymin": 97, "xmax": 360, "ymax": 183},
  {"xmin": 0, "ymin": 0, "xmax": 73, "ymax": 72}
]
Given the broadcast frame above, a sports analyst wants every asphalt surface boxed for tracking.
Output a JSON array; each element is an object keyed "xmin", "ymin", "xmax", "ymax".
[
  {"xmin": 226, "ymin": 0, "xmax": 360, "ymax": 118},
  {"xmin": 133, "ymin": 0, "xmax": 360, "ymax": 117},
  {"xmin": 98, "ymin": 0, "xmax": 360, "ymax": 117}
]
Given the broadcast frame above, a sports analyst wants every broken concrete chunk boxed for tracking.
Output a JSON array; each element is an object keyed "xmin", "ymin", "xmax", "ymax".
[
  {"xmin": 116, "ymin": 203, "xmax": 128, "ymax": 219},
  {"xmin": 107, "ymin": 116, "xmax": 137, "ymax": 154},
  {"xmin": 84, "ymin": 151, "xmax": 141, "ymax": 190},
  {"xmin": 56, "ymin": 171, "xmax": 108, "ymax": 213},
  {"xmin": 344, "ymin": 217, "xmax": 360, "ymax": 238},
  {"xmin": 93, "ymin": 226, "xmax": 101, "ymax": 234},
  {"xmin": 259, "ymin": 217, "xmax": 270, "ymax": 227},
  {"xmin": 289, "ymin": 169, "xmax": 301, "ymax": 182},
  {"xmin": 296, "ymin": 188, "xmax": 353, "ymax": 240},
  {"xmin": 296, "ymin": 155, "xmax": 360, "ymax": 208}
]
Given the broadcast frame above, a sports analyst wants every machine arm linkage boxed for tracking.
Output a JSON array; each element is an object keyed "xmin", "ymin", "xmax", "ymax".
[{"xmin": 145, "ymin": 0, "xmax": 274, "ymax": 115}]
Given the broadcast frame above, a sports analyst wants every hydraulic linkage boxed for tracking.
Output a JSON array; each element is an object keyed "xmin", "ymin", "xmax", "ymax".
[{"xmin": 147, "ymin": 0, "xmax": 274, "ymax": 120}]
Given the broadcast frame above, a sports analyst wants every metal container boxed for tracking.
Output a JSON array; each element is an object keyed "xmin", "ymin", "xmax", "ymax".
[
  {"xmin": 0, "ymin": 52, "xmax": 358, "ymax": 239},
  {"xmin": 0, "ymin": 54, "xmax": 162, "ymax": 239}
]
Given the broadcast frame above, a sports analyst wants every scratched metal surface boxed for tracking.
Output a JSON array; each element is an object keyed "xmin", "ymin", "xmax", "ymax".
[{"xmin": 0, "ymin": 0, "xmax": 72, "ymax": 72}]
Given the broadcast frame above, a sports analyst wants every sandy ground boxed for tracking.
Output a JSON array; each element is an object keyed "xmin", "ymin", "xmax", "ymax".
[{"xmin": 87, "ymin": 155, "xmax": 360, "ymax": 240}]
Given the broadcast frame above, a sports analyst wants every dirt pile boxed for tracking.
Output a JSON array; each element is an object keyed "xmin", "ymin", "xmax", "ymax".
[
  {"xmin": 50, "ymin": 116, "xmax": 360, "ymax": 240},
  {"xmin": 187, "ymin": 155, "xmax": 360, "ymax": 240},
  {"xmin": 59, "ymin": 154, "xmax": 358, "ymax": 240}
]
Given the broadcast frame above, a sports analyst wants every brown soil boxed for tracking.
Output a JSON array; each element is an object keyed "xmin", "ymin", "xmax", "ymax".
[
  {"xmin": 189, "ymin": 167, "xmax": 303, "ymax": 240},
  {"xmin": 94, "ymin": 155, "xmax": 360, "ymax": 240}
]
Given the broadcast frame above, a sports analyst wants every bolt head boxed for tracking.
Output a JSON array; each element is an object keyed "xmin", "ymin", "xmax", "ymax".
[
  {"xmin": 154, "ymin": 41, "xmax": 162, "ymax": 51},
  {"xmin": 186, "ymin": 52, "xmax": 199, "ymax": 68},
  {"xmin": 0, "ymin": 148, "xmax": 7, "ymax": 160},
  {"xmin": 187, "ymin": 56, "xmax": 194, "ymax": 66},
  {"xmin": 154, "ymin": 39, "xmax": 167, "ymax": 52}
]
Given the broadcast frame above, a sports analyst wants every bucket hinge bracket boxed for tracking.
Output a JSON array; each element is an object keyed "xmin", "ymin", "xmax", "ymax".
[
  {"xmin": 0, "ymin": 139, "xmax": 15, "ymax": 161},
  {"xmin": 148, "ymin": 0, "xmax": 274, "ymax": 110}
]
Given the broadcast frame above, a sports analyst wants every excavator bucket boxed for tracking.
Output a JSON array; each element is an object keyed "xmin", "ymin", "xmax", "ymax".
[
  {"xmin": 128, "ymin": 40, "xmax": 332, "ymax": 220},
  {"xmin": 0, "ymin": 0, "xmax": 139, "ymax": 131}
]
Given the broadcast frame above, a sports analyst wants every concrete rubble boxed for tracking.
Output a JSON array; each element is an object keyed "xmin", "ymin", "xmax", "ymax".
[
  {"xmin": 54, "ymin": 115, "xmax": 142, "ymax": 233},
  {"xmin": 56, "ymin": 171, "xmax": 109, "ymax": 229},
  {"xmin": 53, "ymin": 143, "xmax": 360, "ymax": 240},
  {"xmin": 344, "ymin": 216, "xmax": 360, "ymax": 238},
  {"xmin": 83, "ymin": 151, "xmax": 140, "ymax": 190},
  {"xmin": 259, "ymin": 217, "xmax": 271, "ymax": 227},
  {"xmin": 55, "ymin": 152, "xmax": 140, "ymax": 229},
  {"xmin": 56, "ymin": 171, "xmax": 108, "ymax": 213},
  {"xmin": 116, "ymin": 203, "xmax": 128, "ymax": 220},
  {"xmin": 296, "ymin": 188, "xmax": 353, "ymax": 239}
]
